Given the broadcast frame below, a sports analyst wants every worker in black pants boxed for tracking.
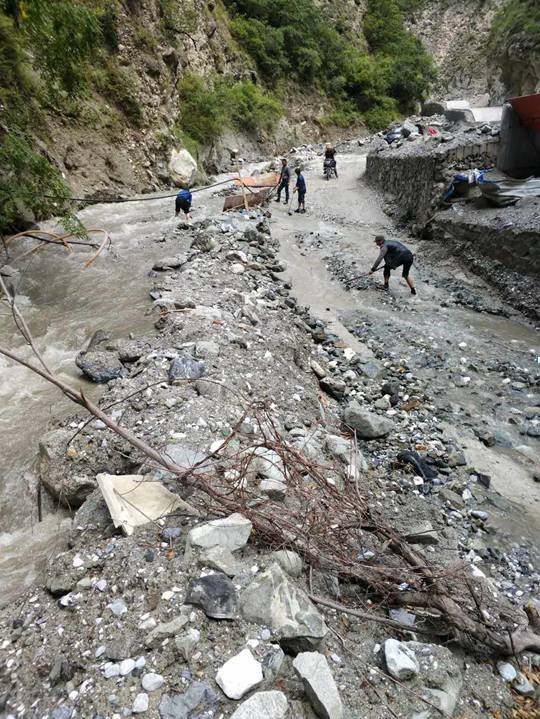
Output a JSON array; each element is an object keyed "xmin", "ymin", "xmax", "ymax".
[
  {"xmin": 370, "ymin": 235, "xmax": 416, "ymax": 295},
  {"xmin": 275, "ymin": 158, "xmax": 291, "ymax": 204}
]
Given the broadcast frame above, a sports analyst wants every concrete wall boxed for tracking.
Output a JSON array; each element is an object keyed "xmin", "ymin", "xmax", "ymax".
[{"xmin": 365, "ymin": 136, "xmax": 500, "ymax": 227}]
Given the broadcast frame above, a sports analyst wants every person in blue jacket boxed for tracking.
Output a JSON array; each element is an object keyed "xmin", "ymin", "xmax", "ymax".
[
  {"xmin": 293, "ymin": 168, "xmax": 306, "ymax": 213},
  {"xmin": 175, "ymin": 188, "xmax": 193, "ymax": 220}
]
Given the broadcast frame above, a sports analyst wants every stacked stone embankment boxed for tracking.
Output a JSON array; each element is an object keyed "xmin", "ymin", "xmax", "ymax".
[{"xmin": 365, "ymin": 131, "xmax": 499, "ymax": 227}]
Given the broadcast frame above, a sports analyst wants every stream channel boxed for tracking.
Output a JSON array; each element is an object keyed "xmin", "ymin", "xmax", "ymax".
[{"xmin": 1, "ymin": 151, "xmax": 538, "ymax": 607}]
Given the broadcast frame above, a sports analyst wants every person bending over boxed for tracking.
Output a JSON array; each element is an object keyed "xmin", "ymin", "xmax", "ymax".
[
  {"xmin": 370, "ymin": 235, "xmax": 416, "ymax": 295},
  {"xmin": 175, "ymin": 188, "xmax": 192, "ymax": 220}
]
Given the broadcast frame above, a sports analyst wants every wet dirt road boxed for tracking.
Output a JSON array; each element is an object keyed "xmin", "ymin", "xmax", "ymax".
[{"xmin": 271, "ymin": 151, "xmax": 540, "ymax": 539}]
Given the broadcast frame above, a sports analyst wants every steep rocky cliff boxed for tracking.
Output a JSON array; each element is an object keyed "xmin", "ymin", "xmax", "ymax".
[
  {"xmin": 2, "ymin": 0, "xmax": 376, "ymax": 227},
  {"xmin": 409, "ymin": 0, "xmax": 505, "ymax": 102},
  {"xmin": 410, "ymin": 0, "xmax": 540, "ymax": 103}
]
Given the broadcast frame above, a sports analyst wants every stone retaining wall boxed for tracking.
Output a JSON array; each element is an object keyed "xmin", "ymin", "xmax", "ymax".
[{"xmin": 365, "ymin": 135, "xmax": 500, "ymax": 227}]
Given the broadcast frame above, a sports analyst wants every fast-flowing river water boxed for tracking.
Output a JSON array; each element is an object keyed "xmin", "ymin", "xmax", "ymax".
[{"xmin": 0, "ymin": 184, "xmax": 227, "ymax": 605}]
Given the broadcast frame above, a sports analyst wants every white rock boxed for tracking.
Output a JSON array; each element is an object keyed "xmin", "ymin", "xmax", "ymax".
[
  {"xmin": 142, "ymin": 672, "xmax": 164, "ymax": 692},
  {"xmin": 215, "ymin": 648, "xmax": 263, "ymax": 700},
  {"xmin": 107, "ymin": 599, "xmax": 127, "ymax": 616},
  {"xmin": 168, "ymin": 148, "xmax": 197, "ymax": 188},
  {"xmin": 72, "ymin": 555, "xmax": 84, "ymax": 568},
  {"xmin": 119, "ymin": 658, "xmax": 135, "ymax": 676},
  {"xmin": 293, "ymin": 651, "xmax": 343, "ymax": 719},
  {"xmin": 259, "ymin": 476, "xmax": 287, "ymax": 499},
  {"xmin": 497, "ymin": 661, "xmax": 517, "ymax": 682},
  {"xmin": 230, "ymin": 263, "xmax": 245, "ymax": 274},
  {"xmin": 102, "ymin": 662, "xmax": 120, "ymax": 679},
  {"xmin": 138, "ymin": 617, "xmax": 157, "ymax": 631},
  {"xmin": 230, "ymin": 691, "xmax": 288, "ymax": 719},
  {"xmin": 133, "ymin": 693, "xmax": 149, "ymax": 713},
  {"xmin": 187, "ymin": 513, "xmax": 252, "ymax": 553},
  {"xmin": 384, "ymin": 638, "xmax": 419, "ymax": 680}
]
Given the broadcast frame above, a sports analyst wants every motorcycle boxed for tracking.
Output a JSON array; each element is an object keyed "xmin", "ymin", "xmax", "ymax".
[{"xmin": 323, "ymin": 157, "xmax": 337, "ymax": 180}]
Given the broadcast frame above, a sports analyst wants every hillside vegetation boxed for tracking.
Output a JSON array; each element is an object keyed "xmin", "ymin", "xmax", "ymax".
[
  {"xmin": 490, "ymin": 0, "xmax": 540, "ymax": 96},
  {"xmin": 0, "ymin": 0, "xmax": 436, "ymax": 233}
]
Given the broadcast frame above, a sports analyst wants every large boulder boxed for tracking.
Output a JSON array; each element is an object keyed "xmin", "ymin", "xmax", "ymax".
[
  {"xmin": 168, "ymin": 148, "xmax": 197, "ymax": 188},
  {"xmin": 342, "ymin": 401, "xmax": 393, "ymax": 439},
  {"xmin": 75, "ymin": 350, "xmax": 126, "ymax": 383},
  {"xmin": 240, "ymin": 562, "xmax": 328, "ymax": 654}
]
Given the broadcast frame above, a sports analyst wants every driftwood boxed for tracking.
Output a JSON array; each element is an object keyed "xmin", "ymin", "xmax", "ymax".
[
  {"xmin": 1, "ymin": 278, "xmax": 539, "ymax": 658},
  {"xmin": 4, "ymin": 228, "xmax": 112, "ymax": 267}
]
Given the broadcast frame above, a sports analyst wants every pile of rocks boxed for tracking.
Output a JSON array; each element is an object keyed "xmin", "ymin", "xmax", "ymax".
[{"xmin": 1, "ymin": 210, "xmax": 538, "ymax": 718}]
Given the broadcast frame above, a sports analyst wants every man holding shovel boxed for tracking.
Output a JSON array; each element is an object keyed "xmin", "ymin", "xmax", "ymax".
[{"xmin": 369, "ymin": 235, "xmax": 416, "ymax": 295}]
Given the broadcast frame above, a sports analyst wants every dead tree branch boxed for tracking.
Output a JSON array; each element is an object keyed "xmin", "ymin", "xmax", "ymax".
[{"xmin": 1, "ymin": 296, "xmax": 539, "ymax": 658}]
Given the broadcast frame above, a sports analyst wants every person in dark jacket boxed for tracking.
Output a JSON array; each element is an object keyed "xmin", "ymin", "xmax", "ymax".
[
  {"xmin": 275, "ymin": 158, "xmax": 291, "ymax": 204},
  {"xmin": 324, "ymin": 143, "xmax": 338, "ymax": 177},
  {"xmin": 175, "ymin": 188, "xmax": 193, "ymax": 220},
  {"xmin": 370, "ymin": 235, "xmax": 416, "ymax": 295},
  {"xmin": 293, "ymin": 168, "xmax": 306, "ymax": 213}
]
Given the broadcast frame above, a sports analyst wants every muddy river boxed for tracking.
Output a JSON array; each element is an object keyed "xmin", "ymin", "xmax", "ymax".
[{"xmin": 1, "ymin": 152, "xmax": 538, "ymax": 606}]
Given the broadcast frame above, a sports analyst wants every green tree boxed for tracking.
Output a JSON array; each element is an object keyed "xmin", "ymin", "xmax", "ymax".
[
  {"xmin": 178, "ymin": 74, "xmax": 229, "ymax": 146},
  {"xmin": 364, "ymin": 0, "xmax": 404, "ymax": 51},
  {"xmin": 230, "ymin": 17, "xmax": 287, "ymax": 80},
  {"xmin": 0, "ymin": 130, "xmax": 71, "ymax": 233},
  {"xmin": 3, "ymin": 0, "xmax": 103, "ymax": 97}
]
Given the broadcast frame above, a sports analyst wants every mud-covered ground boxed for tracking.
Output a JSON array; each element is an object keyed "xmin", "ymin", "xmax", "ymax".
[{"xmin": 0, "ymin": 149, "xmax": 539, "ymax": 719}]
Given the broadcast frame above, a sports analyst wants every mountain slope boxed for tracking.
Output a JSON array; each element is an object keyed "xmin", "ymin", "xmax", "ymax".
[{"xmin": 0, "ymin": 0, "xmax": 440, "ymax": 232}]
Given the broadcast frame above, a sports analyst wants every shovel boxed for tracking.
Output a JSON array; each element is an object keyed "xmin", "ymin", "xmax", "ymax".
[
  {"xmin": 287, "ymin": 193, "xmax": 295, "ymax": 216},
  {"xmin": 357, "ymin": 266, "xmax": 385, "ymax": 279}
]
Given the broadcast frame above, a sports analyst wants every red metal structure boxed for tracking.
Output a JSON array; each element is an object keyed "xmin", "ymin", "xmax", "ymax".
[{"xmin": 508, "ymin": 93, "xmax": 540, "ymax": 133}]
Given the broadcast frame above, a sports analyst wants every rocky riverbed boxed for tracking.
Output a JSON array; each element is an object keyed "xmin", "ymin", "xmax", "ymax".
[{"xmin": 1, "ymin": 149, "xmax": 539, "ymax": 718}]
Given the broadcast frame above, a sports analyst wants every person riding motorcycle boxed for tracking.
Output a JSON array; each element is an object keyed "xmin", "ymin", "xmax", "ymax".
[{"xmin": 323, "ymin": 143, "xmax": 338, "ymax": 178}]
